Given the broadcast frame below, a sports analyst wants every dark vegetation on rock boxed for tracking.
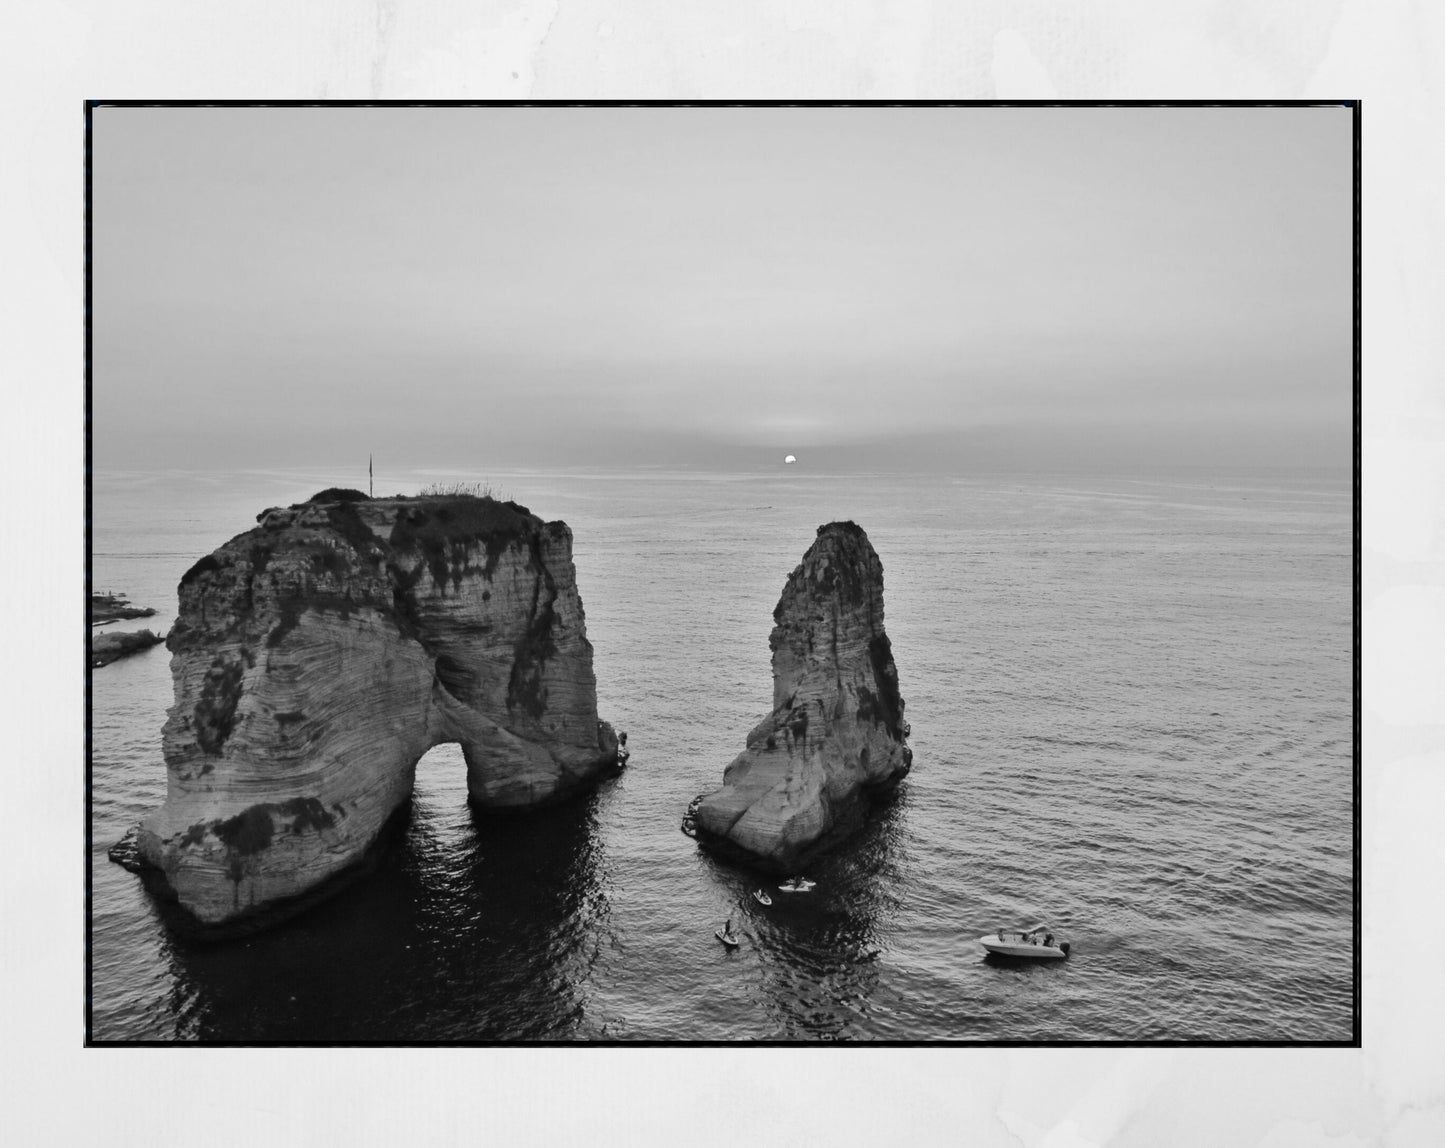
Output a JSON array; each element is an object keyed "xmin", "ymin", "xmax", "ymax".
[
  {"xmin": 507, "ymin": 570, "xmax": 558, "ymax": 718},
  {"xmin": 180, "ymin": 553, "xmax": 224, "ymax": 587},
  {"xmin": 864, "ymin": 633, "xmax": 905, "ymax": 738},
  {"xmin": 324, "ymin": 500, "xmax": 383, "ymax": 560},
  {"xmin": 140, "ymin": 802, "xmax": 413, "ymax": 942},
  {"xmin": 388, "ymin": 497, "xmax": 538, "ymax": 587},
  {"xmin": 177, "ymin": 493, "xmax": 543, "ymax": 656},
  {"xmin": 193, "ymin": 796, "xmax": 338, "ymax": 858},
  {"xmin": 193, "ymin": 655, "xmax": 246, "ymax": 754}
]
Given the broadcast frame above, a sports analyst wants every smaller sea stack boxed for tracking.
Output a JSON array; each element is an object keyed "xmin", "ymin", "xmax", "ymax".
[{"xmin": 693, "ymin": 521, "xmax": 912, "ymax": 871}]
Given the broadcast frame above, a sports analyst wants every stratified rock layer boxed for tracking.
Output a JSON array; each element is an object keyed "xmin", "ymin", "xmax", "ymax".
[
  {"xmin": 133, "ymin": 490, "xmax": 619, "ymax": 930},
  {"xmin": 693, "ymin": 522, "xmax": 911, "ymax": 871}
]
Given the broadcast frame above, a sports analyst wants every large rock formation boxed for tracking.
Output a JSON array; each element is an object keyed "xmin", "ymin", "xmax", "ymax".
[
  {"xmin": 692, "ymin": 522, "xmax": 912, "ymax": 871},
  {"xmin": 130, "ymin": 489, "xmax": 620, "ymax": 932}
]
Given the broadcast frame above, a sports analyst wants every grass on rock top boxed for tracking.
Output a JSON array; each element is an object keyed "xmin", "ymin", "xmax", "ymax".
[{"xmin": 306, "ymin": 487, "xmax": 370, "ymax": 504}]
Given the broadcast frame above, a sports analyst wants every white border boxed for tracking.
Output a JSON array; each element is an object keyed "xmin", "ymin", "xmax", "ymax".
[{"xmin": 5, "ymin": 2, "xmax": 1440, "ymax": 1143}]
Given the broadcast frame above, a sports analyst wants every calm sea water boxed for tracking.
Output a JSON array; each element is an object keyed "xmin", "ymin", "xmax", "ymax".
[{"xmin": 89, "ymin": 466, "xmax": 1354, "ymax": 1042}]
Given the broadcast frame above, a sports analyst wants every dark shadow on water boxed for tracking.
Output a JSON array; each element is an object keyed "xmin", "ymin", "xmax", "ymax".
[
  {"xmin": 161, "ymin": 787, "xmax": 614, "ymax": 1042},
  {"xmin": 705, "ymin": 787, "xmax": 910, "ymax": 1041}
]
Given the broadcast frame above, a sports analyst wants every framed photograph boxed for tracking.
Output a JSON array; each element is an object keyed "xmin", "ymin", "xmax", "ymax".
[{"xmin": 87, "ymin": 102, "xmax": 1356, "ymax": 1046}]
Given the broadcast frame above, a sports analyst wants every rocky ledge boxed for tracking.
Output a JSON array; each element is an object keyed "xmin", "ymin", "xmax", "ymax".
[
  {"xmin": 92, "ymin": 591, "xmax": 158, "ymax": 623},
  {"xmin": 91, "ymin": 592, "xmax": 165, "ymax": 667},
  {"xmin": 126, "ymin": 488, "xmax": 621, "ymax": 933},
  {"xmin": 692, "ymin": 521, "xmax": 912, "ymax": 871},
  {"xmin": 91, "ymin": 627, "xmax": 165, "ymax": 668}
]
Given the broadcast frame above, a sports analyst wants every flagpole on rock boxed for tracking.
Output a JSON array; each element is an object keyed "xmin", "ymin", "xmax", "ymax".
[{"xmin": 369, "ymin": 454, "xmax": 373, "ymax": 498}]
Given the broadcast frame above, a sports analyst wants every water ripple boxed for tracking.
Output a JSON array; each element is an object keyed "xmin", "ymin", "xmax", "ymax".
[{"xmin": 90, "ymin": 468, "xmax": 1354, "ymax": 1041}]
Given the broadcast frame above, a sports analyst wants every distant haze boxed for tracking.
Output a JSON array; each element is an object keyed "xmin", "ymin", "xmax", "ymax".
[{"xmin": 93, "ymin": 106, "xmax": 1352, "ymax": 475}]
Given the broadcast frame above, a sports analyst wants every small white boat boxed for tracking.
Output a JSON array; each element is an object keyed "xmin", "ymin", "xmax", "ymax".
[
  {"xmin": 716, "ymin": 929, "xmax": 740, "ymax": 948},
  {"xmin": 753, "ymin": 889, "xmax": 772, "ymax": 906},
  {"xmin": 980, "ymin": 923, "xmax": 1070, "ymax": 960},
  {"xmin": 778, "ymin": 878, "xmax": 816, "ymax": 893}
]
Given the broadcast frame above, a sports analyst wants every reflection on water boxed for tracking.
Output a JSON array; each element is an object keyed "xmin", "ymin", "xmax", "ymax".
[
  {"xmin": 163, "ymin": 789, "xmax": 613, "ymax": 1042},
  {"xmin": 714, "ymin": 791, "xmax": 908, "ymax": 1041},
  {"xmin": 93, "ymin": 468, "xmax": 1355, "ymax": 1041}
]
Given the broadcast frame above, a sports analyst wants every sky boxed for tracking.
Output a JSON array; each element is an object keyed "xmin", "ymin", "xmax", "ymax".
[{"xmin": 92, "ymin": 105, "xmax": 1353, "ymax": 474}]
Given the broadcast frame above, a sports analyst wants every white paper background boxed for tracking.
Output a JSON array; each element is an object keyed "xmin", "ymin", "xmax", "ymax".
[{"xmin": 3, "ymin": 1, "xmax": 1441, "ymax": 1143}]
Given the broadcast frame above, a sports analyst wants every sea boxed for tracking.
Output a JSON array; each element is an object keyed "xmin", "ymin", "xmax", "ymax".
[{"xmin": 88, "ymin": 466, "xmax": 1355, "ymax": 1042}]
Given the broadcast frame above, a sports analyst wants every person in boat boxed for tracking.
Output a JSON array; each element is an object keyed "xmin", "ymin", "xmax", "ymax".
[
  {"xmin": 724, "ymin": 916, "xmax": 735, "ymax": 939},
  {"xmin": 1045, "ymin": 933, "xmax": 1054, "ymax": 947}
]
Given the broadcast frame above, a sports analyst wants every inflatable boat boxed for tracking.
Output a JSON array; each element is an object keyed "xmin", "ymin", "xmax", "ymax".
[{"xmin": 980, "ymin": 924, "xmax": 1070, "ymax": 959}]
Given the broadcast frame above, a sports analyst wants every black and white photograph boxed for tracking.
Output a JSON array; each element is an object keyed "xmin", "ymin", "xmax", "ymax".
[{"xmin": 87, "ymin": 103, "xmax": 1355, "ymax": 1046}]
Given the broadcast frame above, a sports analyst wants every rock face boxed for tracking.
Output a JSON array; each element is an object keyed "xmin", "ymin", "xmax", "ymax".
[
  {"xmin": 693, "ymin": 522, "xmax": 911, "ymax": 871},
  {"xmin": 132, "ymin": 489, "xmax": 619, "ymax": 931}
]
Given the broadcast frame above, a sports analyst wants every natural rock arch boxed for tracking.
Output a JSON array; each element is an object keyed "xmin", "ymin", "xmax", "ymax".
[{"xmin": 130, "ymin": 491, "xmax": 620, "ymax": 932}]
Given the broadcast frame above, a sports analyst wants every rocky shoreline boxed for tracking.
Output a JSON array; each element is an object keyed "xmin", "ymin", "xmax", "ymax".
[
  {"xmin": 90, "ymin": 592, "xmax": 165, "ymax": 667},
  {"xmin": 92, "ymin": 591, "xmax": 157, "ymax": 623},
  {"xmin": 92, "ymin": 627, "xmax": 166, "ymax": 668}
]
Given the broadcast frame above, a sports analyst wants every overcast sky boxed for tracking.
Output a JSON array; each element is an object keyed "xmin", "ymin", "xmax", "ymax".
[{"xmin": 93, "ymin": 105, "xmax": 1352, "ymax": 473}]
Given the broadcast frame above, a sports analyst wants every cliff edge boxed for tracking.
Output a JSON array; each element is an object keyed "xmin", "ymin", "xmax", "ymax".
[
  {"xmin": 692, "ymin": 522, "xmax": 912, "ymax": 871},
  {"xmin": 130, "ymin": 489, "xmax": 620, "ymax": 932}
]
